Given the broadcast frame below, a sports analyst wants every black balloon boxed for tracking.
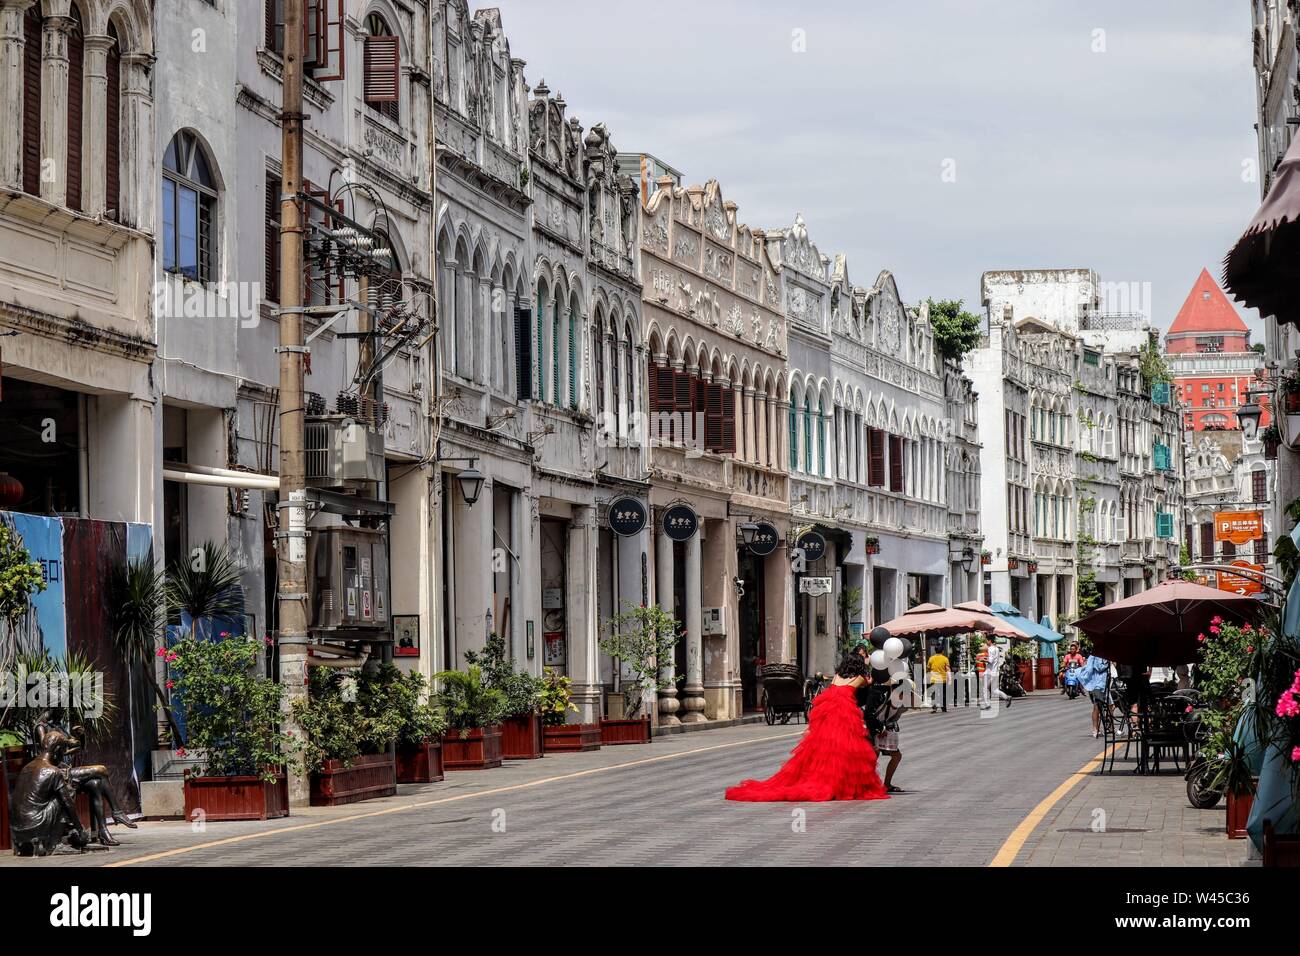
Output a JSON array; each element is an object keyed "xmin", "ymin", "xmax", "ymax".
[
  {"xmin": 897, "ymin": 638, "xmax": 913, "ymax": 658},
  {"xmin": 869, "ymin": 625, "xmax": 891, "ymax": 649}
]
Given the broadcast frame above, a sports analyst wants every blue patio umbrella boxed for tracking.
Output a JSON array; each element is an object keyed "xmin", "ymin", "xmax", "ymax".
[
  {"xmin": 989, "ymin": 603, "xmax": 1063, "ymax": 645},
  {"xmin": 1040, "ymin": 615, "xmax": 1060, "ymax": 664}
]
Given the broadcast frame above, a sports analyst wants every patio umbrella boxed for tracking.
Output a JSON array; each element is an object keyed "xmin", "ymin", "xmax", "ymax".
[
  {"xmin": 1072, "ymin": 580, "xmax": 1266, "ymax": 666},
  {"xmin": 876, "ymin": 602, "xmax": 996, "ymax": 638},
  {"xmin": 1223, "ymin": 132, "xmax": 1300, "ymax": 328},
  {"xmin": 952, "ymin": 600, "xmax": 1033, "ymax": 640}
]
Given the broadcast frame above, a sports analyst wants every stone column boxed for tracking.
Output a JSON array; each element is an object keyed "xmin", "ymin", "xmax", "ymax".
[
  {"xmin": 744, "ymin": 388, "xmax": 756, "ymax": 463},
  {"xmin": 777, "ymin": 400, "xmax": 789, "ymax": 470},
  {"xmin": 768, "ymin": 397, "xmax": 778, "ymax": 468},
  {"xmin": 681, "ymin": 526, "xmax": 706, "ymax": 723},
  {"xmin": 479, "ymin": 272, "xmax": 493, "ymax": 387},
  {"xmin": 80, "ymin": 33, "xmax": 112, "ymax": 217},
  {"xmin": 39, "ymin": 14, "xmax": 73, "ymax": 207},
  {"xmin": 120, "ymin": 53, "xmax": 152, "ymax": 230},
  {"xmin": 567, "ymin": 506, "xmax": 601, "ymax": 722},
  {"xmin": 655, "ymin": 526, "xmax": 680, "ymax": 726},
  {"xmin": 0, "ymin": 1, "xmax": 31, "ymax": 190}
]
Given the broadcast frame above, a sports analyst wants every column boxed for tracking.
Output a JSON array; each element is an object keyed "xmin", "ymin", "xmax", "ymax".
[
  {"xmin": 744, "ymin": 388, "xmax": 756, "ymax": 463},
  {"xmin": 39, "ymin": 14, "xmax": 72, "ymax": 207},
  {"xmin": 478, "ymin": 273, "xmax": 493, "ymax": 387},
  {"xmin": 80, "ymin": 33, "xmax": 112, "ymax": 216},
  {"xmin": 837, "ymin": 407, "xmax": 846, "ymax": 479},
  {"xmin": 0, "ymin": 1, "xmax": 28, "ymax": 190},
  {"xmin": 681, "ymin": 527, "xmax": 706, "ymax": 723},
  {"xmin": 777, "ymin": 400, "xmax": 789, "ymax": 470},
  {"xmin": 655, "ymin": 526, "xmax": 680, "ymax": 726},
  {"xmin": 769, "ymin": 398, "xmax": 778, "ymax": 468},
  {"xmin": 120, "ymin": 53, "xmax": 152, "ymax": 229},
  {"xmin": 567, "ymin": 505, "xmax": 601, "ymax": 722}
]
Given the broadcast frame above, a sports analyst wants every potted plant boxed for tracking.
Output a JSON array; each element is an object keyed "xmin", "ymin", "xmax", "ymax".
[
  {"xmin": 864, "ymin": 535, "xmax": 881, "ymax": 556},
  {"xmin": 1261, "ymin": 424, "xmax": 1281, "ymax": 459},
  {"xmin": 598, "ymin": 602, "xmax": 680, "ymax": 744},
  {"xmin": 1026, "ymin": 560, "xmax": 1039, "ymax": 575},
  {"xmin": 465, "ymin": 633, "xmax": 545, "ymax": 759},
  {"xmin": 434, "ymin": 666, "xmax": 507, "ymax": 770},
  {"xmin": 540, "ymin": 668, "xmax": 600, "ymax": 752},
  {"xmin": 292, "ymin": 666, "xmax": 401, "ymax": 806},
  {"xmin": 1280, "ymin": 373, "xmax": 1300, "ymax": 414},
  {"xmin": 1008, "ymin": 556, "xmax": 1020, "ymax": 570},
  {"xmin": 109, "ymin": 557, "xmax": 184, "ymax": 744},
  {"xmin": 382, "ymin": 667, "xmax": 446, "ymax": 784},
  {"xmin": 980, "ymin": 549, "xmax": 992, "ymax": 566},
  {"xmin": 169, "ymin": 635, "xmax": 293, "ymax": 821}
]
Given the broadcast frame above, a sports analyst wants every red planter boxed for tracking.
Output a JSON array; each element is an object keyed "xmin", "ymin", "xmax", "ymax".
[
  {"xmin": 396, "ymin": 739, "xmax": 444, "ymax": 784},
  {"xmin": 183, "ymin": 773, "xmax": 290, "ymax": 821},
  {"xmin": 543, "ymin": 722, "xmax": 602, "ymax": 753},
  {"xmin": 310, "ymin": 753, "xmax": 397, "ymax": 807},
  {"xmin": 1285, "ymin": 391, "xmax": 1300, "ymax": 414},
  {"xmin": 1226, "ymin": 786, "xmax": 1256, "ymax": 839},
  {"xmin": 441, "ymin": 725, "xmax": 503, "ymax": 770},
  {"xmin": 1016, "ymin": 660, "xmax": 1035, "ymax": 694},
  {"xmin": 600, "ymin": 717, "xmax": 652, "ymax": 745},
  {"xmin": 1036, "ymin": 658, "xmax": 1056, "ymax": 691},
  {"xmin": 501, "ymin": 712, "xmax": 544, "ymax": 759}
]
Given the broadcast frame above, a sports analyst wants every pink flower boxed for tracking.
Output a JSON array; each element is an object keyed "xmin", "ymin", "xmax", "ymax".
[
  {"xmin": 176, "ymin": 747, "xmax": 187, "ymax": 757},
  {"xmin": 1197, "ymin": 634, "xmax": 1206, "ymax": 643},
  {"xmin": 1209, "ymin": 625, "xmax": 1220, "ymax": 636},
  {"xmin": 220, "ymin": 631, "xmax": 230, "ymax": 637},
  {"xmin": 1293, "ymin": 746, "xmax": 1300, "ymax": 763},
  {"xmin": 165, "ymin": 680, "xmax": 175, "ymax": 690},
  {"xmin": 155, "ymin": 647, "xmax": 166, "ymax": 658},
  {"xmin": 1185, "ymin": 705, "xmax": 1193, "ymax": 713},
  {"xmin": 1246, "ymin": 646, "xmax": 1254, "ymax": 654},
  {"xmin": 1211, "ymin": 616, "xmax": 1224, "ymax": 625}
]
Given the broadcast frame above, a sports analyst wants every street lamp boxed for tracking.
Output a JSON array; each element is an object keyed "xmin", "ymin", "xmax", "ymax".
[
  {"xmin": 962, "ymin": 547, "xmax": 978, "ymax": 574},
  {"xmin": 1236, "ymin": 399, "xmax": 1263, "ymax": 442},
  {"xmin": 456, "ymin": 466, "xmax": 485, "ymax": 507},
  {"xmin": 739, "ymin": 521, "xmax": 759, "ymax": 547}
]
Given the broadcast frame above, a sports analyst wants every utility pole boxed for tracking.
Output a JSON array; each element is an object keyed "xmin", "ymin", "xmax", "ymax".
[{"xmin": 276, "ymin": 0, "xmax": 310, "ymax": 807}]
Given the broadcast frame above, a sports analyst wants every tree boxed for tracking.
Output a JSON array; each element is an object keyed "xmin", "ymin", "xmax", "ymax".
[
  {"xmin": 108, "ymin": 557, "xmax": 183, "ymax": 743},
  {"xmin": 599, "ymin": 602, "xmax": 680, "ymax": 718},
  {"xmin": 927, "ymin": 298, "xmax": 983, "ymax": 362}
]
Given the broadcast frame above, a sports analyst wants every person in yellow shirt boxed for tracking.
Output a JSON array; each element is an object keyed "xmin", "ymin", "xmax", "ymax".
[{"xmin": 926, "ymin": 643, "xmax": 952, "ymax": 713}]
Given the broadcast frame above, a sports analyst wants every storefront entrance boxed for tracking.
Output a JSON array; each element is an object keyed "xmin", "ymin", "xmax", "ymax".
[{"xmin": 738, "ymin": 550, "xmax": 766, "ymax": 711}]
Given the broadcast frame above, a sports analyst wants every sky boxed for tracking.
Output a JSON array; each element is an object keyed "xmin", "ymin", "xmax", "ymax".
[{"xmin": 487, "ymin": 0, "xmax": 1266, "ymax": 339}]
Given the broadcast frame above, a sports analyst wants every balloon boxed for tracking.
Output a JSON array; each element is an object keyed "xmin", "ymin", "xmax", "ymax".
[
  {"xmin": 887, "ymin": 658, "xmax": 909, "ymax": 678},
  {"xmin": 869, "ymin": 649, "xmax": 889, "ymax": 671},
  {"xmin": 883, "ymin": 637, "xmax": 905, "ymax": 661},
  {"xmin": 869, "ymin": 626, "xmax": 891, "ymax": 649},
  {"xmin": 896, "ymin": 638, "xmax": 913, "ymax": 658}
]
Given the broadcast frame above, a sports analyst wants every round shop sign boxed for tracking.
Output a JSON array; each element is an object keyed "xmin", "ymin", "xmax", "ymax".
[
  {"xmin": 662, "ymin": 504, "xmax": 699, "ymax": 541},
  {"xmin": 608, "ymin": 496, "xmax": 648, "ymax": 537},
  {"xmin": 748, "ymin": 521, "xmax": 781, "ymax": 556},
  {"xmin": 796, "ymin": 530, "xmax": 827, "ymax": 564}
]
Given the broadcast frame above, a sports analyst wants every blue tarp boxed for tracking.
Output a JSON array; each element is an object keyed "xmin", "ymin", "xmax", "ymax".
[{"xmin": 989, "ymin": 602, "xmax": 1065, "ymax": 644}]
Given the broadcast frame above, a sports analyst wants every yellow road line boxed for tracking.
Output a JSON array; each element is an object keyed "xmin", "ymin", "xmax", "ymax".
[
  {"xmin": 106, "ymin": 730, "xmax": 803, "ymax": 867},
  {"xmin": 988, "ymin": 743, "xmax": 1119, "ymax": 867}
]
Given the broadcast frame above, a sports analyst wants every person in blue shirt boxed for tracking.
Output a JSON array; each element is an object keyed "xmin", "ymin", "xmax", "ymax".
[{"xmin": 1076, "ymin": 653, "xmax": 1111, "ymax": 738}]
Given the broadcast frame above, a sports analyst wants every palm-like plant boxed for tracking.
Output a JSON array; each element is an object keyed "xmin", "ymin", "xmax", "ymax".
[
  {"xmin": 109, "ymin": 557, "xmax": 182, "ymax": 742},
  {"xmin": 166, "ymin": 542, "xmax": 245, "ymax": 626},
  {"xmin": 0, "ymin": 648, "xmax": 116, "ymax": 748},
  {"xmin": 433, "ymin": 666, "xmax": 508, "ymax": 734}
]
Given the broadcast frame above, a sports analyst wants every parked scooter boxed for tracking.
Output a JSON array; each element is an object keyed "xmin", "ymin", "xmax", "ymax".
[{"xmin": 1179, "ymin": 691, "xmax": 1224, "ymax": 809}]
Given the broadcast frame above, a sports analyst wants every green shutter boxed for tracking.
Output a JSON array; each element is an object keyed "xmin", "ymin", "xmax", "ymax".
[
  {"xmin": 551, "ymin": 301, "xmax": 560, "ymax": 404},
  {"xmin": 535, "ymin": 293, "xmax": 544, "ymax": 401},
  {"xmin": 817, "ymin": 409, "xmax": 826, "ymax": 477},
  {"xmin": 1156, "ymin": 512, "xmax": 1173, "ymax": 538},
  {"xmin": 804, "ymin": 403, "xmax": 813, "ymax": 472},
  {"xmin": 788, "ymin": 403, "xmax": 797, "ymax": 470},
  {"xmin": 568, "ymin": 311, "xmax": 577, "ymax": 408}
]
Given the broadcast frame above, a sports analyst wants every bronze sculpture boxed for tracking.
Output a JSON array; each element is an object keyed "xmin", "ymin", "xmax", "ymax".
[{"xmin": 9, "ymin": 721, "xmax": 137, "ymax": 856}]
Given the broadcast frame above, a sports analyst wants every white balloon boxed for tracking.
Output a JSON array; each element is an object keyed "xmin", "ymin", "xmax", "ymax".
[
  {"xmin": 888, "ymin": 658, "xmax": 909, "ymax": 677},
  {"xmin": 869, "ymin": 649, "xmax": 889, "ymax": 671},
  {"xmin": 883, "ymin": 637, "xmax": 905, "ymax": 661}
]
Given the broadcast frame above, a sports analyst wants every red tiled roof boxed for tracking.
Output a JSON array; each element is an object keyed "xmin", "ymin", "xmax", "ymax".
[{"xmin": 1168, "ymin": 268, "xmax": 1250, "ymax": 336}]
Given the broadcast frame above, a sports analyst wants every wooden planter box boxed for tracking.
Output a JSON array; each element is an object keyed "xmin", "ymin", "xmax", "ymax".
[
  {"xmin": 441, "ymin": 725, "xmax": 503, "ymax": 770},
  {"xmin": 501, "ymin": 712, "xmax": 544, "ymax": 759},
  {"xmin": 1226, "ymin": 785, "xmax": 1256, "ymax": 839},
  {"xmin": 183, "ymin": 773, "xmax": 289, "ymax": 821},
  {"xmin": 310, "ymin": 753, "xmax": 397, "ymax": 807},
  {"xmin": 396, "ymin": 739, "xmax": 444, "ymax": 784},
  {"xmin": 543, "ymin": 722, "xmax": 602, "ymax": 753},
  {"xmin": 600, "ymin": 717, "xmax": 652, "ymax": 745}
]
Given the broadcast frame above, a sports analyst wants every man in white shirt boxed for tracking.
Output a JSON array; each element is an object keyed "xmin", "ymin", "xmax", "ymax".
[{"xmin": 981, "ymin": 639, "xmax": 1013, "ymax": 710}]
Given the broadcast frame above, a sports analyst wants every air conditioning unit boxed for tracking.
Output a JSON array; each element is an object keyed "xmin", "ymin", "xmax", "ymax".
[
  {"xmin": 305, "ymin": 414, "xmax": 384, "ymax": 488},
  {"xmin": 307, "ymin": 525, "xmax": 390, "ymax": 636},
  {"xmin": 702, "ymin": 607, "xmax": 726, "ymax": 636}
]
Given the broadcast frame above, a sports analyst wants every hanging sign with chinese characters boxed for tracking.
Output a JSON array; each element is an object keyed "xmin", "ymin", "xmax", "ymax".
[
  {"xmin": 608, "ymin": 496, "xmax": 648, "ymax": 537},
  {"xmin": 748, "ymin": 521, "xmax": 781, "ymax": 556},
  {"xmin": 796, "ymin": 530, "xmax": 827, "ymax": 564},
  {"xmin": 798, "ymin": 576, "xmax": 833, "ymax": 596},
  {"xmin": 1214, "ymin": 511, "xmax": 1263, "ymax": 546},
  {"xmin": 662, "ymin": 504, "xmax": 699, "ymax": 541}
]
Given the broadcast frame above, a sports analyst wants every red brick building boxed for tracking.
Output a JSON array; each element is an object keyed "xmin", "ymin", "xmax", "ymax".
[{"xmin": 1166, "ymin": 268, "xmax": 1270, "ymax": 433}]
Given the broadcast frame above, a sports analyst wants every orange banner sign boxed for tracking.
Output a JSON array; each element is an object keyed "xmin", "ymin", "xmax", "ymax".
[
  {"xmin": 1217, "ymin": 560, "xmax": 1264, "ymax": 595},
  {"xmin": 1214, "ymin": 511, "xmax": 1264, "ymax": 546}
]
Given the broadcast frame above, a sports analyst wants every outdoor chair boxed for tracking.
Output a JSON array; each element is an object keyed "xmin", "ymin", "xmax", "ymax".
[{"xmin": 1137, "ymin": 696, "xmax": 1189, "ymax": 774}]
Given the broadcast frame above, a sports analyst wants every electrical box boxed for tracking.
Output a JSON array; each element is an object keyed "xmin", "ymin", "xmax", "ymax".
[
  {"xmin": 307, "ymin": 525, "xmax": 390, "ymax": 638},
  {"xmin": 304, "ymin": 415, "xmax": 384, "ymax": 488},
  {"xmin": 702, "ymin": 607, "xmax": 726, "ymax": 636}
]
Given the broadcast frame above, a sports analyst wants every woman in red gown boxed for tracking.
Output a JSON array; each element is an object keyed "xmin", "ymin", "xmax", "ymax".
[{"xmin": 726, "ymin": 653, "xmax": 889, "ymax": 802}]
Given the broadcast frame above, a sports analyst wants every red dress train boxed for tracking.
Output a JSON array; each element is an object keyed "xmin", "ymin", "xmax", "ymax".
[{"xmin": 726, "ymin": 683, "xmax": 889, "ymax": 802}]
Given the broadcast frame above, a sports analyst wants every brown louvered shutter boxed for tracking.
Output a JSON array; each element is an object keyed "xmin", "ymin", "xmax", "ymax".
[
  {"xmin": 721, "ymin": 386, "xmax": 737, "ymax": 454},
  {"xmin": 22, "ymin": 6, "xmax": 41, "ymax": 196},
  {"xmin": 364, "ymin": 35, "xmax": 400, "ymax": 103},
  {"xmin": 889, "ymin": 435, "xmax": 904, "ymax": 493},
  {"xmin": 266, "ymin": 0, "xmax": 281, "ymax": 53},
  {"xmin": 105, "ymin": 29, "xmax": 120, "ymax": 219},
  {"xmin": 654, "ymin": 365, "xmax": 674, "ymax": 440},
  {"xmin": 1199, "ymin": 522, "xmax": 1213, "ymax": 560},
  {"xmin": 66, "ymin": 12, "xmax": 84, "ymax": 212},
  {"xmin": 673, "ymin": 371, "xmax": 693, "ymax": 444},
  {"xmin": 265, "ymin": 172, "xmax": 280, "ymax": 303},
  {"xmin": 647, "ymin": 361, "xmax": 658, "ymax": 437},
  {"xmin": 868, "ymin": 428, "xmax": 885, "ymax": 487},
  {"xmin": 704, "ymin": 382, "xmax": 723, "ymax": 452}
]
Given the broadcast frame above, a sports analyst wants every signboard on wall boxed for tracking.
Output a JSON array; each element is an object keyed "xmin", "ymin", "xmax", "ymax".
[
  {"xmin": 662, "ymin": 504, "xmax": 699, "ymax": 541},
  {"xmin": 798, "ymin": 576, "xmax": 833, "ymax": 596},
  {"xmin": 608, "ymin": 496, "xmax": 648, "ymax": 536},
  {"xmin": 543, "ymin": 631, "xmax": 566, "ymax": 667},
  {"xmin": 1217, "ymin": 560, "xmax": 1264, "ymax": 595},
  {"xmin": 796, "ymin": 530, "xmax": 827, "ymax": 564},
  {"xmin": 1214, "ymin": 511, "xmax": 1263, "ymax": 546},
  {"xmin": 748, "ymin": 522, "xmax": 781, "ymax": 556}
]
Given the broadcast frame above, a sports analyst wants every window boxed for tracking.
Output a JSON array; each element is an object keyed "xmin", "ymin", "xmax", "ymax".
[
  {"xmin": 106, "ymin": 23, "xmax": 121, "ymax": 218},
  {"xmin": 514, "ymin": 304, "xmax": 532, "ymax": 401},
  {"xmin": 364, "ymin": 14, "xmax": 400, "ymax": 124},
  {"xmin": 1199, "ymin": 522, "xmax": 1213, "ymax": 560},
  {"xmin": 22, "ymin": 4, "xmax": 40, "ymax": 196},
  {"xmin": 162, "ymin": 131, "xmax": 217, "ymax": 282},
  {"xmin": 888, "ymin": 435, "xmax": 904, "ymax": 493},
  {"xmin": 264, "ymin": 171, "xmax": 279, "ymax": 301},
  {"xmin": 66, "ymin": 4, "xmax": 84, "ymax": 211},
  {"xmin": 1253, "ymin": 469, "xmax": 1268, "ymax": 503},
  {"xmin": 595, "ymin": 319, "xmax": 606, "ymax": 417}
]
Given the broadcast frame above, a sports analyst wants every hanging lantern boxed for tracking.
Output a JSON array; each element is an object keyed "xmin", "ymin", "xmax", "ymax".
[{"xmin": 0, "ymin": 472, "xmax": 23, "ymax": 509}]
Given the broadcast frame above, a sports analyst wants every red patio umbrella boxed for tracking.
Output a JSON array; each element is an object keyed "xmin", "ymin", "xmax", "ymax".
[
  {"xmin": 1072, "ymin": 580, "xmax": 1267, "ymax": 666},
  {"xmin": 876, "ymin": 602, "xmax": 996, "ymax": 638}
]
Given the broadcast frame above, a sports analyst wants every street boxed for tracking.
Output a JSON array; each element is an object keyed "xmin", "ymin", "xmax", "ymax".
[{"xmin": 3, "ymin": 692, "xmax": 1241, "ymax": 868}]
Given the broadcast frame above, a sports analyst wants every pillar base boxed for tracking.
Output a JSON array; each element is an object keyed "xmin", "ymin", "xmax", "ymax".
[
  {"xmin": 657, "ymin": 689, "xmax": 681, "ymax": 727},
  {"xmin": 680, "ymin": 684, "xmax": 707, "ymax": 723}
]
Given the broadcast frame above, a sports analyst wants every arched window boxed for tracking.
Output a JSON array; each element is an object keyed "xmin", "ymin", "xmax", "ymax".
[
  {"xmin": 106, "ymin": 23, "xmax": 122, "ymax": 219},
  {"xmin": 66, "ymin": 4, "xmax": 85, "ymax": 211},
  {"xmin": 535, "ymin": 283, "xmax": 547, "ymax": 400},
  {"xmin": 804, "ymin": 395, "xmax": 813, "ymax": 473},
  {"xmin": 162, "ymin": 131, "xmax": 217, "ymax": 282},
  {"xmin": 568, "ymin": 302, "xmax": 578, "ymax": 409},
  {"xmin": 364, "ymin": 13, "xmax": 400, "ymax": 124},
  {"xmin": 22, "ymin": 3, "xmax": 41, "ymax": 196},
  {"xmin": 551, "ymin": 293, "xmax": 561, "ymax": 404},
  {"xmin": 595, "ymin": 313, "xmax": 607, "ymax": 418},
  {"xmin": 817, "ymin": 397, "xmax": 826, "ymax": 476},
  {"xmin": 788, "ymin": 389, "xmax": 798, "ymax": 471}
]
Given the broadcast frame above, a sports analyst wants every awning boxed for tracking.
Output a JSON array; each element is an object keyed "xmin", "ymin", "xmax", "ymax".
[
  {"xmin": 1223, "ymin": 133, "xmax": 1300, "ymax": 327},
  {"xmin": 989, "ymin": 602, "xmax": 1064, "ymax": 643}
]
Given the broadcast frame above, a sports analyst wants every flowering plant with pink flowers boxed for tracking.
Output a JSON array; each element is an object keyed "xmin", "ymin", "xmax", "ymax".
[{"xmin": 1194, "ymin": 617, "xmax": 1261, "ymax": 792}]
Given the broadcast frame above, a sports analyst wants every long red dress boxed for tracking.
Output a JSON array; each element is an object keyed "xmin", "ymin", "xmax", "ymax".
[{"xmin": 726, "ymin": 683, "xmax": 889, "ymax": 802}]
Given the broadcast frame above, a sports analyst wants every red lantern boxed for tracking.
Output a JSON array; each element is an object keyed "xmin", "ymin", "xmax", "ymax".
[{"xmin": 0, "ymin": 472, "xmax": 23, "ymax": 509}]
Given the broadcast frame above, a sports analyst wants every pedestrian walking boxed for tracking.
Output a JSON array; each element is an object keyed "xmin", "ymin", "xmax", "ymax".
[
  {"xmin": 926, "ymin": 642, "xmax": 951, "ymax": 713},
  {"xmin": 1076, "ymin": 653, "xmax": 1111, "ymax": 737},
  {"xmin": 980, "ymin": 638, "xmax": 1012, "ymax": 709}
]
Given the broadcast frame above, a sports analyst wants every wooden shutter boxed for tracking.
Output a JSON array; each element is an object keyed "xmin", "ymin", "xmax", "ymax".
[
  {"xmin": 66, "ymin": 15, "xmax": 84, "ymax": 211},
  {"xmin": 515, "ymin": 306, "xmax": 532, "ymax": 400},
  {"xmin": 647, "ymin": 361, "xmax": 658, "ymax": 436},
  {"xmin": 1223, "ymin": 540, "xmax": 1236, "ymax": 559},
  {"xmin": 22, "ymin": 6, "xmax": 40, "ymax": 196},
  {"xmin": 105, "ymin": 30, "xmax": 120, "ymax": 218},
  {"xmin": 888, "ymin": 435, "xmax": 904, "ymax": 493},
  {"xmin": 654, "ymin": 365, "xmax": 675, "ymax": 440},
  {"xmin": 1253, "ymin": 470, "xmax": 1267, "ymax": 502},
  {"xmin": 1254, "ymin": 536, "xmax": 1267, "ymax": 562},
  {"xmin": 868, "ymin": 428, "xmax": 885, "ymax": 486},
  {"xmin": 1199, "ymin": 523, "xmax": 1213, "ymax": 559},
  {"xmin": 265, "ymin": 172, "xmax": 280, "ymax": 303},
  {"xmin": 568, "ymin": 313, "xmax": 577, "ymax": 408},
  {"xmin": 266, "ymin": 0, "xmax": 282, "ymax": 53},
  {"xmin": 704, "ymin": 382, "xmax": 723, "ymax": 452},
  {"xmin": 721, "ymin": 386, "xmax": 737, "ymax": 454},
  {"xmin": 364, "ymin": 35, "xmax": 400, "ymax": 103},
  {"xmin": 673, "ymin": 371, "xmax": 694, "ymax": 445}
]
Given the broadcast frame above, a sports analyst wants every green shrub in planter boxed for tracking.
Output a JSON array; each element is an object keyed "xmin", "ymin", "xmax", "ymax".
[
  {"xmin": 433, "ymin": 666, "xmax": 508, "ymax": 734},
  {"xmin": 539, "ymin": 668, "xmax": 578, "ymax": 727},
  {"xmin": 291, "ymin": 666, "xmax": 405, "ymax": 774},
  {"xmin": 367, "ymin": 663, "xmax": 446, "ymax": 747},
  {"xmin": 463, "ymin": 633, "xmax": 543, "ymax": 718}
]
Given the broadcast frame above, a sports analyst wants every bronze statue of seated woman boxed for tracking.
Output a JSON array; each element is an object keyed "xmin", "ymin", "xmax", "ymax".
[{"xmin": 9, "ymin": 721, "xmax": 137, "ymax": 856}]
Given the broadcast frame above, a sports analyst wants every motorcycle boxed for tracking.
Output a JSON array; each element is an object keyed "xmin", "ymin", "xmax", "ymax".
[
  {"xmin": 1179, "ymin": 691, "xmax": 1224, "ymax": 809},
  {"xmin": 1062, "ymin": 663, "xmax": 1082, "ymax": 699}
]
